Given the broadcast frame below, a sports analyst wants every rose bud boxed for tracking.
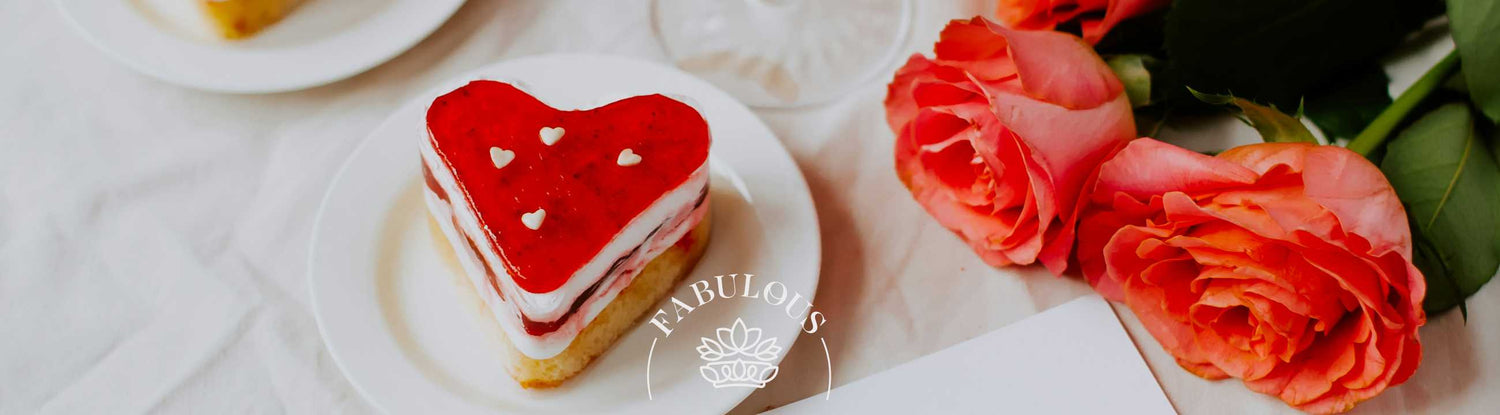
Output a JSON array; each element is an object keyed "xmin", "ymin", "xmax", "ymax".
[{"xmin": 887, "ymin": 17, "xmax": 1136, "ymax": 273}]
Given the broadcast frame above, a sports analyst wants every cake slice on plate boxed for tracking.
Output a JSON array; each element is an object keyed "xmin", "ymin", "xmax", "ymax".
[{"xmin": 421, "ymin": 80, "xmax": 712, "ymax": 388}]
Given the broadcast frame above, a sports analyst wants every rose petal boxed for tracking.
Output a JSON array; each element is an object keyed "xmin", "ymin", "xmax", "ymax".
[
  {"xmin": 984, "ymin": 21, "xmax": 1123, "ymax": 109},
  {"xmin": 1094, "ymin": 138, "xmax": 1260, "ymax": 203},
  {"xmin": 933, "ymin": 18, "xmax": 1019, "ymax": 81},
  {"xmin": 1219, "ymin": 144, "xmax": 1413, "ymax": 259}
]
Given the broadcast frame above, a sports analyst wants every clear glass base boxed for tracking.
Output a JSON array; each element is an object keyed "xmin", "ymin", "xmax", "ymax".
[{"xmin": 652, "ymin": 0, "xmax": 914, "ymax": 108}]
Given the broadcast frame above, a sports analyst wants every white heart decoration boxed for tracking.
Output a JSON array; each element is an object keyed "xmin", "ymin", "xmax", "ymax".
[
  {"xmin": 521, "ymin": 208, "xmax": 546, "ymax": 230},
  {"xmin": 489, "ymin": 147, "xmax": 515, "ymax": 169},
  {"xmin": 539, "ymin": 127, "xmax": 565, "ymax": 146},
  {"xmin": 617, "ymin": 148, "xmax": 642, "ymax": 166}
]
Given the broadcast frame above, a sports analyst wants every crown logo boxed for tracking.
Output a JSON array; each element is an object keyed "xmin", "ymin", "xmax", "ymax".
[{"xmin": 697, "ymin": 318, "xmax": 782, "ymax": 388}]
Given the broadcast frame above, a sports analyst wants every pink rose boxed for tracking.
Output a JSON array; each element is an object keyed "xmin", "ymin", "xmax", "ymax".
[
  {"xmin": 1077, "ymin": 138, "xmax": 1426, "ymax": 413},
  {"xmin": 886, "ymin": 17, "xmax": 1136, "ymax": 273},
  {"xmin": 996, "ymin": 0, "xmax": 1171, "ymax": 44}
]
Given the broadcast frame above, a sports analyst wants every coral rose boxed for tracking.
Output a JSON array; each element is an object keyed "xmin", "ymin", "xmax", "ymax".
[
  {"xmin": 886, "ymin": 17, "xmax": 1135, "ymax": 273},
  {"xmin": 1077, "ymin": 138, "xmax": 1426, "ymax": 413},
  {"xmin": 996, "ymin": 0, "xmax": 1170, "ymax": 44}
]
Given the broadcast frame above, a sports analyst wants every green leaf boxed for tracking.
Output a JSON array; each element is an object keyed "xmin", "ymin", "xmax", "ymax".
[
  {"xmin": 1444, "ymin": 69, "xmax": 1469, "ymax": 95},
  {"xmin": 1303, "ymin": 66, "xmax": 1392, "ymax": 141},
  {"xmin": 1409, "ymin": 213, "xmax": 1468, "ymax": 318},
  {"xmin": 1163, "ymin": 0, "xmax": 1438, "ymax": 110},
  {"xmin": 1108, "ymin": 55, "xmax": 1154, "ymax": 108},
  {"xmin": 1188, "ymin": 89, "xmax": 1317, "ymax": 144},
  {"xmin": 1448, "ymin": 0, "xmax": 1500, "ymax": 123},
  {"xmin": 1492, "ymin": 128, "xmax": 1500, "ymax": 260},
  {"xmin": 1381, "ymin": 103, "xmax": 1500, "ymax": 314},
  {"xmin": 1492, "ymin": 127, "xmax": 1500, "ymax": 168}
]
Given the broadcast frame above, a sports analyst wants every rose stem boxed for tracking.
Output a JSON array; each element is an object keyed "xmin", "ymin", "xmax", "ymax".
[{"xmin": 1346, "ymin": 50, "xmax": 1460, "ymax": 157}]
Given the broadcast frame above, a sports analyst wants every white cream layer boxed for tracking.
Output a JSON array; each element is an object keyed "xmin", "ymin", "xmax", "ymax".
[{"xmin": 421, "ymin": 132, "xmax": 708, "ymax": 359}]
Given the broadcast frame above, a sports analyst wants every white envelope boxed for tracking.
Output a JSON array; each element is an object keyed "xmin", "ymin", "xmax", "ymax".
[{"xmin": 766, "ymin": 295, "xmax": 1176, "ymax": 414}]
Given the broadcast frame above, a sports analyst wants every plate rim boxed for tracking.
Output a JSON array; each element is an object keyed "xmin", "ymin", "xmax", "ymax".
[
  {"xmin": 53, "ymin": 0, "xmax": 466, "ymax": 94},
  {"xmin": 307, "ymin": 53, "xmax": 822, "ymax": 414}
]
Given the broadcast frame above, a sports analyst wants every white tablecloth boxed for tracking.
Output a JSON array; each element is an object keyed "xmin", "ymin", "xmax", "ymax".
[{"xmin": 4, "ymin": 1, "xmax": 1497, "ymax": 413}]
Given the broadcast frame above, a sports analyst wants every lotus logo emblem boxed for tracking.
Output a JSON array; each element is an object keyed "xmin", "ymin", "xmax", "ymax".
[
  {"xmin": 696, "ymin": 318, "xmax": 782, "ymax": 388},
  {"xmin": 642, "ymin": 274, "xmax": 832, "ymax": 401}
]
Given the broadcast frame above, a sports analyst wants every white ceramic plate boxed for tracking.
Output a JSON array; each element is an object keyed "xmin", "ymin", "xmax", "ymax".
[
  {"xmin": 308, "ymin": 54, "xmax": 822, "ymax": 414},
  {"xmin": 54, "ymin": 0, "xmax": 464, "ymax": 93}
]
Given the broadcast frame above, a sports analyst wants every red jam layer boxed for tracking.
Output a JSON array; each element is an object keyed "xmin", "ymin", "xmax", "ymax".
[{"xmin": 426, "ymin": 81, "xmax": 711, "ymax": 293}]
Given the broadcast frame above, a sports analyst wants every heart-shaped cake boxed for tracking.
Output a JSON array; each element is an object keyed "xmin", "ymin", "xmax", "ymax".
[{"xmin": 420, "ymin": 80, "xmax": 711, "ymax": 387}]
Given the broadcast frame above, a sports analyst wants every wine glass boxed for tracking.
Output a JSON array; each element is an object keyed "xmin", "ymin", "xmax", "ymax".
[{"xmin": 652, "ymin": 0, "xmax": 915, "ymax": 108}]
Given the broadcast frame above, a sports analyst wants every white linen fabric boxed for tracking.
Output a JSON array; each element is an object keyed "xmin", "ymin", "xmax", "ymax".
[{"xmin": 2, "ymin": 1, "xmax": 1496, "ymax": 414}]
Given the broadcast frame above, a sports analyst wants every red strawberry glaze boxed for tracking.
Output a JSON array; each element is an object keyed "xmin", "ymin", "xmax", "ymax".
[{"xmin": 426, "ymin": 81, "xmax": 710, "ymax": 294}]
